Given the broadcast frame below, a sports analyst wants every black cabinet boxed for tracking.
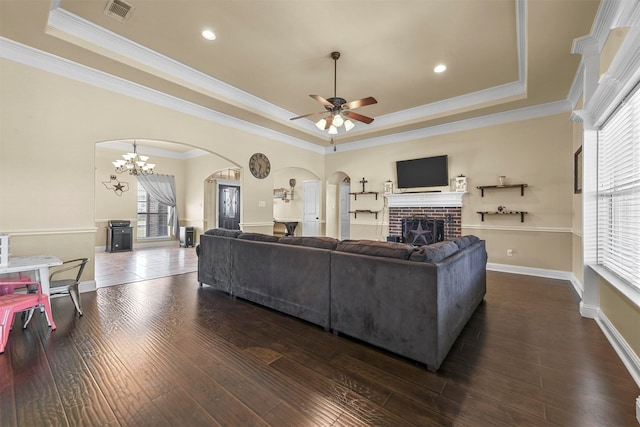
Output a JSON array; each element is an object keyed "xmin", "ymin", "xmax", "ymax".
[{"xmin": 107, "ymin": 225, "xmax": 132, "ymax": 252}]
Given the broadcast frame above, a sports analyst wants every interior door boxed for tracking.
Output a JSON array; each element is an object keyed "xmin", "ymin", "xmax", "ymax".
[
  {"xmin": 339, "ymin": 181, "xmax": 350, "ymax": 240},
  {"xmin": 218, "ymin": 184, "xmax": 240, "ymax": 230},
  {"xmin": 302, "ymin": 180, "xmax": 321, "ymax": 236}
]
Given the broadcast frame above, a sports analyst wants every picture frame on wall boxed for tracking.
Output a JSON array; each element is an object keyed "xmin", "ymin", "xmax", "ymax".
[{"xmin": 574, "ymin": 146, "xmax": 583, "ymax": 194}]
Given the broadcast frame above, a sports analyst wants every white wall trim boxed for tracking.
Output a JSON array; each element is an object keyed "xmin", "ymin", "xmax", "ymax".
[
  {"xmin": 45, "ymin": 1, "xmax": 529, "ymax": 141},
  {"xmin": 6, "ymin": 228, "xmax": 98, "ymax": 236},
  {"xmin": 96, "ymin": 141, "xmax": 208, "ymax": 160},
  {"xmin": 596, "ymin": 309, "xmax": 640, "ymax": 389},
  {"xmin": 463, "ymin": 224, "xmax": 572, "ymax": 233},
  {"xmin": 0, "ymin": 37, "xmax": 324, "ymax": 155},
  {"xmin": 327, "ymin": 100, "xmax": 572, "ymax": 154},
  {"xmin": 386, "ymin": 192, "xmax": 467, "ymax": 208},
  {"xmin": 1, "ymin": 2, "xmax": 570, "ymax": 156},
  {"xmin": 569, "ymin": 273, "xmax": 584, "ymax": 300},
  {"xmin": 1, "ymin": 34, "xmax": 573, "ymax": 156},
  {"xmin": 487, "ymin": 262, "xmax": 573, "ymax": 281}
]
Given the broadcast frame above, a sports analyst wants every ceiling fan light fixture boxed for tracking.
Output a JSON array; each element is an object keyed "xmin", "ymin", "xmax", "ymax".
[
  {"xmin": 316, "ymin": 118, "xmax": 327, "ymax": 130},
  {"xmin": 290, "ymin": 51, "xmax": 377, "ymax": 134},
  {"xmin": 344, "ymin": 119, "xmax": 355, "ymax": 132}
]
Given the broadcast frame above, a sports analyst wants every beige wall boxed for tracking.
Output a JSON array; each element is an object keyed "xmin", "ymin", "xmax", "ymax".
[
  {"xmin": 0, "ymin": 58, "xmax": 323, "ymax": 279},
  {"xmin": 326, "ymin": 113, "xmax": 575, "ymax": 271}
]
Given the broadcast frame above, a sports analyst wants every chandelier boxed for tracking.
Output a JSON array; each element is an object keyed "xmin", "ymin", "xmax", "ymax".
[{"xmin": 112, "ymin": 142, "xmax": 156, "ymax": 175}]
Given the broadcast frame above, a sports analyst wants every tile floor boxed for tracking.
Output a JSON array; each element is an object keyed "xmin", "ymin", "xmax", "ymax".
[{"xmin": 94, "ymin": 245, "xmax": 198, "ymax": 288}]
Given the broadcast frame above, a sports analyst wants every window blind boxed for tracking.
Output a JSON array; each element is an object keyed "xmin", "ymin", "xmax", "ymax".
[{"xmin": 597, "ymin": 87, "xmax": 640, "ymax": 290}]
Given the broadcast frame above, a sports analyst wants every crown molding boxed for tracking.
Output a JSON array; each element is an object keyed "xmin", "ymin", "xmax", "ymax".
[
  {"xmin": 46, "ymin": 7, "xmax": 295, "ymax": 125},
  {"xmin": 589, "ymin": 26, "xmax": 640, "ymax": 127},
  {"xmin": 1, "ymin": 36, "xmax": 570, "ymax": 157},
  {"xmin": 0, "ymin": 37, "xmax": 324, "ymax": 155},
  {"xmin": 327, "ymin": 100, "xmax": 572, "ymax": 154},
  {"xmin": 45, "ymin": 1, "xmax": 529, "ymax": 140},
  {"xmin": 95, "ymin": 141, "xmax": 209, "ymax": 160},
  {"xmin": 568, "ymin": 0, "xmax": 640, "ymax": 118}
]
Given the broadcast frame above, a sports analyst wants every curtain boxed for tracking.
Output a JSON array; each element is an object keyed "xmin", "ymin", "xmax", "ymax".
[{"xmin": 137, "ymin": 174, "xmax": 179, "ymax": 238}]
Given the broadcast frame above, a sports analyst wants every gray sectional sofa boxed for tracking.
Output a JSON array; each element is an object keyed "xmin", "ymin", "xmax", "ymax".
[{"xmin": 197, "ymin": 229, "xmax": 487, "ymax": 371}]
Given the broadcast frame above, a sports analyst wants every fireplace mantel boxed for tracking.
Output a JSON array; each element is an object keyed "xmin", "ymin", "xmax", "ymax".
[{"xmin": 385, "ymin": 192, "xmax": 467, "ymax": 208}]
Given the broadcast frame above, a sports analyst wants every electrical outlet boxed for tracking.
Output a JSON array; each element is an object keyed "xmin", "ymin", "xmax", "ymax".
[{"xmin": 507, "ymin": 249, "xmax": 513, "ymax": 257}]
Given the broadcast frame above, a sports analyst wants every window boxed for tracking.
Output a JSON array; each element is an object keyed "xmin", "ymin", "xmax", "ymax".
[
  {"xmin": 597, "ymin": 86, "xmax": 640, "ymax": 291},
  {"xmin": 137, "ymin": 184, "xmax": 169, "ymax": 239}
]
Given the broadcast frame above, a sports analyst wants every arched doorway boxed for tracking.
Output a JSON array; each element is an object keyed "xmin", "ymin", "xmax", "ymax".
[{"xmin": 204, "ymin": 168, "xmax": 241, "ymax": 231}]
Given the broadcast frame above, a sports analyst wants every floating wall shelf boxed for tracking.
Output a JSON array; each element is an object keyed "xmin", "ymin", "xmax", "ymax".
[
  {"xmin": 476, "ymin": 184, "xmax": 528, "ymax": 197},
  {"xmin": 350, "ymin": 209, "xmax": 379, "ymax": 219},
  {"xmin": 350, "ymin": 191, "xmax": 379, "ymax": 200},
  {"xmin": 477, "ymin": 211, "xmax": 528, "ymax": 222}
]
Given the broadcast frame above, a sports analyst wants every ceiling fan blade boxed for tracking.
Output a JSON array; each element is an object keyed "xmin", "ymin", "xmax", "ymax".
[
  {"xmin": 342, "ymin": 96, "xmax": 377, "ymax": 110},
  {"xmin": 310, "ymin": 95, "xmax": 334, "ymax": 107},
  {"xmin": 344, "ymin": 111, "xmax": 374, "ymax": 124},
  {"xmin": 290, "ymin": 111, "xmax": 327, "ymax": 120},
  {"xmin": 324, "ymin": 115, "xmax": 334, "ymax": 129}
]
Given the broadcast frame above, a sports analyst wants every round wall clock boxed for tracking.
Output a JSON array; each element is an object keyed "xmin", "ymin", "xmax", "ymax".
[{"xmin": 249, "ymin": 152, "xmax": 271, "ymax": 179}]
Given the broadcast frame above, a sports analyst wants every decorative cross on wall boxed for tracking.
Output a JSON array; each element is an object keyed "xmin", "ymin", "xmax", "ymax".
[{"xmin": 360, "ymin": 177, "xmax": 368, "ymax": 193}]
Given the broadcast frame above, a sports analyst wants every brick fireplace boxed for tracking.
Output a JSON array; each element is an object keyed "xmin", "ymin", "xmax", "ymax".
[{"xmin": 386, "ymin": 192, "xmax": 466, "ymax": 242}]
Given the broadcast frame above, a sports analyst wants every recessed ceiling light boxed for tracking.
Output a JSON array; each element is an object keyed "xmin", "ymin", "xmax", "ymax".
[
  {"xmin": 434, "ymin": 64, "xmax": 447, "ymax": 73},
  {"xmin": 202, "ymin": 30, "xmax": 216, "ymax": 41}
]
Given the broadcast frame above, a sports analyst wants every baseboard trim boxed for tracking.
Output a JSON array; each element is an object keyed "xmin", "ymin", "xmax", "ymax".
[
  {"xmin": 486, "ymin": 264, "xmax": 584, "ymax": 299},
  {"xmin": 486, "ymin": 263, "xmax": 573, "ymax": 281},
  {"xmin": 636, "ymin": 396, "xmax": 640, "ymax": 424},
  {"xmin": 579, "ymin": 302, "xmax": 598, "ymax": 319},
  {"xmin": 596, "ymin": 309, "xmax": 640, "ymax": 391}
]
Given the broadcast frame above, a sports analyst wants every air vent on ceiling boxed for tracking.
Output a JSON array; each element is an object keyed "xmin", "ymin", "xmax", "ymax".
[{"xmin": 104, "ymin": 0, "xmax": 134, "ymax": 22}]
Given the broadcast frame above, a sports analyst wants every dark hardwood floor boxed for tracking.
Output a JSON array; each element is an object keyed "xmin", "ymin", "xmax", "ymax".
[{"xmin": 1, "ymin": 271, "xmax": 638, "ymax": 426}]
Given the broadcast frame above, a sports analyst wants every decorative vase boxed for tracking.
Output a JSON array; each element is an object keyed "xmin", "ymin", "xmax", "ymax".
[{"xmin": 498, "ymin": 176, "xmax": 506, "ymax": 186}]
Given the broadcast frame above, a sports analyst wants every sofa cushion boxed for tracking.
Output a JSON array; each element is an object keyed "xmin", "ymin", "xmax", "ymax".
[
  {"xmin": 452, "ymin": 236, "xmax": 473, "ymax": 249},
  {"xmin": 336, "ymin": 240, "xmax": 415, "ymax": 260},
  {"xmin": 204, "ymin": 228, "xmax": 242, "ymax": 238},
  {"xmin": 410, "ymin": 240, "xmax": 459, "ymax": 263},
  {"xmin": 278, "ymin": 236, "xmax": 339, "ymax": 250},
  {"xmin": 237, "ymin": 232, "xmax": 280, "ymax": 243},
  {"xmin": 466, "ymin": 235, "xmax": 480, "ymax": 245},
  {"xmin": 452, "ymin": 235, "xmax": 481, "ymax": 249}
]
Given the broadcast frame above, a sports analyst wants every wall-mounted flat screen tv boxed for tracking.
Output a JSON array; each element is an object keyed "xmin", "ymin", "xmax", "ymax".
[{"xmin": 396, "ymin": 155, "xmax": 449, "ymax": 189}]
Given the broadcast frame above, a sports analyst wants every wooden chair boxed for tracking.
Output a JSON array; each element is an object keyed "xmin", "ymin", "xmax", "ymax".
[
  {"xmin": 49, "ymin": 258, "xmax": 89, "ymax": 316},
  {"xmin": 0, "ymin": 281, "xmax": 56, "ymax": 354}
]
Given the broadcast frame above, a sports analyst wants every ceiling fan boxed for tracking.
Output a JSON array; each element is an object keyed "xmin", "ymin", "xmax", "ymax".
[{"xmin": 290, "ymin": 51, "xmax": 377, "ymax": 134}]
